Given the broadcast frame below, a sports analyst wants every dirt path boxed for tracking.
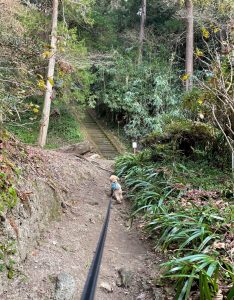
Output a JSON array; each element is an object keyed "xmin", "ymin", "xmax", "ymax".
[{"xmin": 3, "ymin": 153, "xmax": 164, "ymax": 300}]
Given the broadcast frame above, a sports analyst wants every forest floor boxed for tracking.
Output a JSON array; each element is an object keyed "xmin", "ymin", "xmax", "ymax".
[{"xmin": 2, "ymin": 150, "xmax": 169, "ymax": 300}]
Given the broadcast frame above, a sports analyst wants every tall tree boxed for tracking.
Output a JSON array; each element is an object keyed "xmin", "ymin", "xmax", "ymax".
[
  {"xmin": 185, "ymin": 0, "xmax": 194, "ymax": 91},
  {"xmin": 138, "ymin": 0, "xmax": 147, "ymax": 64},
  {"xmin": 38, "ymin": 0, "xmax": 58, "ymax": 148}
]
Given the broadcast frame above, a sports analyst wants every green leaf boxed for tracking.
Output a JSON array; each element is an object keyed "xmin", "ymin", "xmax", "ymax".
[
  {"xmin": 227, "ymin": 285, "xmax": 234, "ymax": 300},
  {"xmin": 198, "ymin": 234, "xmax": 218, "ymax": 251},
  {"xmin": 206, "ymin": 262, "xmax": 218, "ymax": 277}
]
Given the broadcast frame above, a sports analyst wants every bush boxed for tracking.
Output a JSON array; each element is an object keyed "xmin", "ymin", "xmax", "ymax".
[
  {"xmin": 141, "ymin": 119, "xmax": 230, "ymax": 167},
  {"xmin": 115, "ymin": 152, "xmax": 234, "ymax": 300}
]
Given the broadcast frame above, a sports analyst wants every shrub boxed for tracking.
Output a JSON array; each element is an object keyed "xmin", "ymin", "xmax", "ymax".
[
  {"xmin": 115, "ymin": 152, "xmax": 234, "ymax": 299},
  {"xmin": 141, "ymin": 119, "xmax": 230, "ymax": 167}
]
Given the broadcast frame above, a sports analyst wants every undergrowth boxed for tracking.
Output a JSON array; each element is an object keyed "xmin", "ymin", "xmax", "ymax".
[
  {"xmin": 0, "ymin": 130, "xmax": 19, "ymax": 279},
  {"xmin": 0, "ymin": 131, "xmax": 19, "ymax": 213},
  {"xmin": 141, "ymin": 120, "xmax": 231, "ymax": 168},
  {"xmin": 6, "ymin": 107, "xmax": 83, "ymax": 148},
  {"xmin": 115, "ymin": 151, "xmax": 234, "ymax": 300},
  {"xmin": 0, "ymin": 241, "xmax": 16, "ymax": 279}
]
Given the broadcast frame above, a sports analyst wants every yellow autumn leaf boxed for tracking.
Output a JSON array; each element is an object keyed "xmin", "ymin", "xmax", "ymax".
[
  {"xmin": 180, "ymin": 74, "xmax": 190, "ymax": 81},
  {"xmin": 197, "ymin": 98, "xmax": 203, "ymax": 105},
  {"xmin": 195, "ymin": 48, "xmax": 204, "ymax": 57},
  {"xmin": 37, "ymin": 79, "xmax": 46, "ymax": 90},
  {"xmin": 202, "ymin": 27, "xmax": 209, "ymax": 39},
  {"xmin": 58, "ymin": 69, "xmax": 64, "ymax": 77},
  {"xmin": 42, "ymin": 51, "xmax": 52, "ymax": 59},
  {"xmin": 33, "ymin": 108, "xmax": 39, "ymax": 113},
  {"xmin": 48, "ymin": 77, "xmax": 54, "ymax": 86},
  {"xmin": 210, "ymin": 23, "xmax": 220, "ymax": 33}
]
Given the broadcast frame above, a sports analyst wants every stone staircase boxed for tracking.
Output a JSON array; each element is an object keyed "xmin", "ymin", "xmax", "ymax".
[{"xmin": 81, "ymin": 111, "xmax": 120, "ymax": 159}]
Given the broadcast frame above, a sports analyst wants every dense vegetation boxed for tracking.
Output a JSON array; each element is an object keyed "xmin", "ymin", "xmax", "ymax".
[
  {"xmin": 0, "ymin": 0, "xmax": 233, "ymax": 299},
  {"xmin": 0, "ymin": 0, "xmax": 233, "ymax": 149},
  {"xmin": 115, "ymin": 131, "xmax": 233, "ymax": 299}
]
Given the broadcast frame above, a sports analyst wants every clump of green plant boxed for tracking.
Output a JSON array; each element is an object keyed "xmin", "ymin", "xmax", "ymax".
[
  {"xmin": 0, "ymin": 133, "xmax": 19, "ymax": 213},
  {"xmin": 141, "ymin": 119, "xmax": 230, "ymax": 167},
  {"xmin": 0, "ymin": 173, "xmax": 18, "ymax": 212},
  {"xmin": 115, "ymin": 152, "xmax": 233, "ymax": 299},
  {"xmin": 0, "ymin": 132, "xmax": 19, "ymax": 279},
  {"xmin": 0, "ymin": 241, "xmax": 16, "ymax": 279}
]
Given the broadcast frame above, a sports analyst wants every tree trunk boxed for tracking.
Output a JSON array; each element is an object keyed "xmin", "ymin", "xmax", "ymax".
[
  {"xmin": 38, "ymin": 0, "xmax": 58, "ymax": 148},
  {"xmin": 138, "ymin": 0, "xmax": 147, "ymax": 64},
  {"xmin": 185, "ymin": 0, "xmax": 194, "ymax": 91}
]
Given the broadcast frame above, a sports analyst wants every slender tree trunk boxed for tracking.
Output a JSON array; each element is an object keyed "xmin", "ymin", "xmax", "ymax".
[
  {"xmin": 138, "ymin": 0, "xmax": 146, "ymax": 64},
  {"xmin": 38, "ymin": 0, "xmax": 58, "ymax": 148},
  {"xmin": 185, "ymin": 0, "xmax": 194, "ymax": 91}
]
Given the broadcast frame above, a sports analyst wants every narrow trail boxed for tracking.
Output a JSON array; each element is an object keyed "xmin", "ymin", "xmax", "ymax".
[
  {"xmin": 3, "ymin": 152, "xmax": 164, "ymax": 300},
  {"xmin": 79, "ymin": 110, "xmax": 121, "ymax": 159}
]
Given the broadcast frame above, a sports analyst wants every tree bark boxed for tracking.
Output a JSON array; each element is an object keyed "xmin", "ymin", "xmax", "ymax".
[
  {"xmin": 185, "ymin": 0, "xmax": 194, "ymax": 91},
  {"xmin": 138, "ymin": 0, "xmax": 147, "ymax": 64},
  {"xmin": 38, "ymin": 0, "xmax": 58, "ymax": 148}
]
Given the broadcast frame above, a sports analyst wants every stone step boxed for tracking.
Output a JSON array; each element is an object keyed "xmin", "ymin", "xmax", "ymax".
[{"xmin": 81, "ymin": 111, "xmax": 121, "ymax": 159}]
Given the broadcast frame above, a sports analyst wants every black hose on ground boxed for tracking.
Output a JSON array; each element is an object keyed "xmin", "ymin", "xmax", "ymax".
[{"xmin": 80, "ymin": 198, "xmax": 112, "ymax": 300}]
